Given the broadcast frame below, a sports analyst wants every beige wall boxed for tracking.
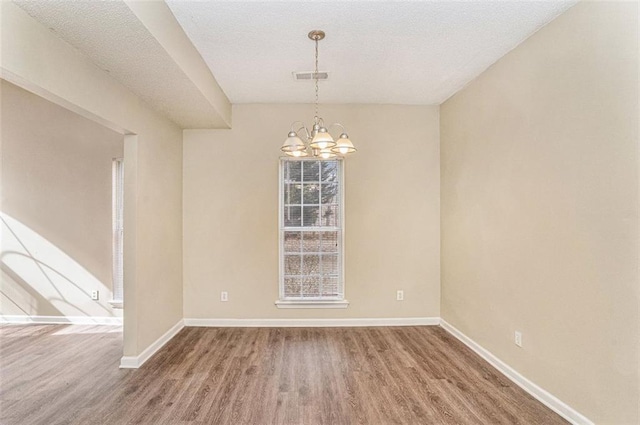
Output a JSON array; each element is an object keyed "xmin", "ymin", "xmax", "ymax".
[
  {"xmin": 1, "ymin": 2, "xmax": 183, "ymax": 356},
  {"xmin": 183, "ymin": 104, "xmax": 440, "ymax": 319},
  {"xmin": 441, "ymin": 2, "xmax": 639, "ymax": 424},
  {"xmin": 1, "ymin": 80, "xmax": 123, "ymax": 318}
]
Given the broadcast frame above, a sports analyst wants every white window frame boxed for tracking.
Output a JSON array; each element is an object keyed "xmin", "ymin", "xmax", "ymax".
[
  {"xmin": 276, "ymin": 157, "xmax": 349, "ymax": 309},
  {"xmin": 110, "ymin": 157, "xmax": 124, "ymax": 309}
]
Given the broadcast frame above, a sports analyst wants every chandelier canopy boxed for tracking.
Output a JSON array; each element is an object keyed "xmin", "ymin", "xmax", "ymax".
[{"xmin": 281, "ymin": 30, "xmax": 357, "ymax": 159}]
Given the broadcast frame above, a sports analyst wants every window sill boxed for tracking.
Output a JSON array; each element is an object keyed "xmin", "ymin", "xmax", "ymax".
[
  {"xmin": 275, "ymin": 300, "xmax": 350, "ymax": 309},
  {"xmin": 109, "ymin": 300, "xmax": 124, "ymax": 309}
]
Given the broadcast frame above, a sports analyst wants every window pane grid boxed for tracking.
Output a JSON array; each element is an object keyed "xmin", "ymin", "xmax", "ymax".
[
  {"xmin": 282, "ymin": 231, "xmax": 341, "ymax": 298},
  {"xmin": 282, "ymin": 161, "xmax": 340, "ymax": 228},
  {"xmin": 280, "ymin": 159, "xmax": 343, "ymax": 300}
]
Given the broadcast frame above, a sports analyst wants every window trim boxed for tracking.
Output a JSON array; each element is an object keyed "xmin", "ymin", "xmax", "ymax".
[
  {"xmin": 275, "ymin": 299, "xmax": 349, "ymax": 309},
  {"xmin": 111, "ymin": 157, "xmax": 124, "ymax": 308},
  {"xmin": 276, "ymin": 157, "xmax": 348, "ymax": 308}
]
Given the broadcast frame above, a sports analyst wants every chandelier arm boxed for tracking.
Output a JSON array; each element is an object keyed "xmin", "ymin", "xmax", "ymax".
[
  {"xmin": 288, "ymin": 121, "xmax": 312, "ymax": 142},
  {"xmin": 297, "ymin": 126, "xmax": 312, "ymax": 141},
  {"xmin": 328, "ymin": 123, "xmax": 347, "ymax": 134},
  {"xmin": 289, "ymin": 120, "xmax": 307, "ymax": 133}
]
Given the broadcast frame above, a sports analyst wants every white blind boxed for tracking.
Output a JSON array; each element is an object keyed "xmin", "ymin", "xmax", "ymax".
[
  {"xmin": 280, "ymin": 159, "xmax": 343, "ymax": 300},
  {"xmin": 112, "ymin": 158, "xmax": 124, "ymax": 303}
]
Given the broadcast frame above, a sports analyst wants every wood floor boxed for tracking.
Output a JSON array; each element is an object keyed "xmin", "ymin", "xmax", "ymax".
[{"xmin": 0, "ymin": 324, "xmax": 568, "ymax": 425}]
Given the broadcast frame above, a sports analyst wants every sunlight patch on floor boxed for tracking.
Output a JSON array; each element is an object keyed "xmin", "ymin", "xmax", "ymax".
[{"xmin": 51, "ymin": 325, "xmax": 122, "ymax": 335}]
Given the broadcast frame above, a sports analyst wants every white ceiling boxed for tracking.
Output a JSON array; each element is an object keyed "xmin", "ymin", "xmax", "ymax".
[
  {"xmin": 13, "ymin": 0, "xmax": 577, "ymax": 122},
  {"xmin": 166, "ymin": 0, "xmax": 577, "ymax": 105},
  {"xmin": 13, "ymin": 0, "xmax": 229, "ymax": 128}
]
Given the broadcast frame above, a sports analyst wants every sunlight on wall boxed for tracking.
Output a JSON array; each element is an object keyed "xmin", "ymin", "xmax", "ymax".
[
  {"xmin": 1, "ymin": 268, "xmax": 37, "ymax": 315},
  {"xmin": 1, "ymin": 212, "xmax": 116, "ymax": 318}
]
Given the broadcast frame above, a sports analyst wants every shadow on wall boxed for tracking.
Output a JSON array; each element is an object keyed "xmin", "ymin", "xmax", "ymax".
[{"xmin": 0, "ymin": 212, "xmax": 117, "ymax": 318}]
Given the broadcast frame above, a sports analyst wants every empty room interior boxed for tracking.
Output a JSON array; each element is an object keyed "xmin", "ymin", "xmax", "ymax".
[{"xmin": 1, "ymin": 1, "xmax": 638, "ymax": 424}]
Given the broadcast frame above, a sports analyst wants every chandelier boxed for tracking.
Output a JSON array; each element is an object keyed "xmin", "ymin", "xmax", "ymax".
[{"xmin": 280, "ymin": 30, "xmax": 357, "ymax": 159}]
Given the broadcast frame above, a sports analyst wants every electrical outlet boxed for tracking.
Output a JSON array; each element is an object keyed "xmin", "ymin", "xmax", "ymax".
[
  {"xmin": 220, "ymin": 291, "xmax": 228, "ymax": 302},
  {"xmin": 515, "ymin": 331, "xmax": 523, "ymax": 347},
  {"xmin": 91, "ymin": 290, "xmax": 99, "ymax": 300},
  {"xmin": 396, "ymin": 290, "xmax": 404, "ymax": 301}
]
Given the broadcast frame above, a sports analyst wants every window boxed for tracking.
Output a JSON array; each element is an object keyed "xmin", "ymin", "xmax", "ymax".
[
  {"xmin": 111, "ymin": 158, "xmax": 124, "ymax": 307},
  {"xmin": 277, "ymin": 158, "xmax": 348, "ymax": 308}
]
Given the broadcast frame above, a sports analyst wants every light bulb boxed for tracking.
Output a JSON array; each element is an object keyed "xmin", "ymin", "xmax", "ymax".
[
  {"xmin": 287, "ymin": 149, "xmax": 308, "ymax": 157},
  {"xmin": 318, "ymin": 147, "xmax": 336, "ymax": 159}
]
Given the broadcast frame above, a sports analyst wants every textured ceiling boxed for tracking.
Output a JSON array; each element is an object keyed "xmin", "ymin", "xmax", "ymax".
[
  {"xmin": 13, "ymin": 0, "xmax": 578, "ymax": 113},
  {"xmin": 167, "ymin": 0, "xmax": 577, "ymax": 105},
  {"xmin": 14, "ymin": 0, "xmax": 226, "ymax": 128}
]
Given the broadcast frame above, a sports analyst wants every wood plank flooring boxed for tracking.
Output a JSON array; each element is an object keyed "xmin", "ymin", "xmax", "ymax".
[{"xmin": 0, "ymin": 324, "xmax": 568, "ymax": 425}]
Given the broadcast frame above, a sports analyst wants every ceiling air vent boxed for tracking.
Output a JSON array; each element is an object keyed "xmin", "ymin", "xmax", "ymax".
[{"xmin": 292, "ymin": 71, "xmax": 329, "ymax": 81}]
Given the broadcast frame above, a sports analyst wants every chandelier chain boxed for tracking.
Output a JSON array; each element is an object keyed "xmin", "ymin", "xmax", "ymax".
[{"xmin": 314, "ymin": 37, "xmax": 319, "ymax": 119}]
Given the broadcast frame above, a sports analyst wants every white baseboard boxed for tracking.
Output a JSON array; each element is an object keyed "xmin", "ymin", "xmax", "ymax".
[
  {"xmin": 0, "ymin": 315, "xmax": 123, "ymax": 325},
  {"xmin": 439, "ymin": 319, "xmax": 593, "ymax": 425},
  {"xmin": 184, "ymin": 317, "xmax": 440, "ymax": 327},
  {"xmin": 119, "ymin": 319, "xmax": 184, "ymax": 369}
]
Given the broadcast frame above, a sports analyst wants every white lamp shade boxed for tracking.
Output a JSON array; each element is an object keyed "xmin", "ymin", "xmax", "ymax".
[
  {"xmin": 281, "ymin": 132, "xmax": 306, "ymax": 152},
  {"xmin": 318, "ymin": 147, "xmax": 337, "ymax": 159},
  {"xmin": 309, "ymin": 128, "xmax": 336, "ymax": 149},
  {"xmin": 331, "ymin": 134, "xmax": 356, "ymax": 154}
]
